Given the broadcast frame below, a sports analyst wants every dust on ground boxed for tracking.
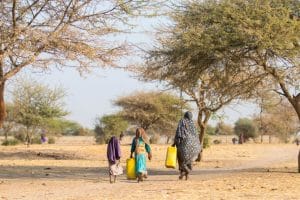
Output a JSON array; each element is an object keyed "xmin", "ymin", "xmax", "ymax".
[{"xmin": 0, "ymin": 137, "xmax": 299, "ymax": 200}]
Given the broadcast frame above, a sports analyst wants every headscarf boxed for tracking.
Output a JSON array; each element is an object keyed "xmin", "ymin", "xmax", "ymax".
[
  {"xmin": 107, "ymin": 136, "xmax": 121, "ymax": 164},
  {"xmin": 175, "ymin": 111, "xmax": 198, "ymax": 142},
  {"xmin": 135, "ymin": 128, "xmax": 150, "ymax": 145}
]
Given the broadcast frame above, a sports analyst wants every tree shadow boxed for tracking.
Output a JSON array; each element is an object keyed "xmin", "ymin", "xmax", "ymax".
[{"xmin": 0, "ymin": 165, "xmax": 108, "ymax": 180}]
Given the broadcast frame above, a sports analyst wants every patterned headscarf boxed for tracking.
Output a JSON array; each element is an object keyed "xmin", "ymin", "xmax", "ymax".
[
  {"xmin": 175, "ymin": 111, "xmax": 198, "ymax": 140},
  {"xmin": 136, "ymin": 128, "xmax": 150, "ymax": 145}
]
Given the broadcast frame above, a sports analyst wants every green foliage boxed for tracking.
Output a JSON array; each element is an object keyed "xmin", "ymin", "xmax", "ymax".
[
  {"xmin": 95, "ymin": 135, "xmax": 106, "ymax": 144},
  {"xmin": 14, "ymin": 131, "xmax": 26, "ymax": 142},
  {"xmin": 206, "ymin": 125, "xmax": 216, "ymax": 135},
  {"xmin": 234, "ymin": 118, "xmax": 258, "ymax": 141},
  {"xmin": 115, "ymin": 91, "xmax": 188, "ymax": 135},
  {"xmin": 2, "ymin": 139, "xmax": 19, "ymax": 146},
  {"xmin": 203, "ymin": 134, "xmax": 210, "ymax": 149},
  {"xmin": 13, "ymin": 78, "xmax": 68, "ymax": 129},
  {"xmin": 31, "ymin": 136, "xmax": 42, "ymax": 144},
  {"xmin": 48, "ymin": 137, "xmax": 56, "ymax": 144},
  {"xmin": 141, "ymin": 0, "xmax": 300, "ymax": 148},
  {"xmin": 73, "ymin": 128, "xmax": 93, "ymax": 136},
  {"xmin": 94, "ymin": 114, "xmax": 128, "ymax": 144},
  {"xmin": 12, "ymin": 78, "xmax": 68, "ymax": 145},
  {"xmin": 215, "ymin": 122, "xmax": 233, "ymax": 135},
  {"xmin": 44, "ymin": 119, "xmax": 82, "ymax": 136}
]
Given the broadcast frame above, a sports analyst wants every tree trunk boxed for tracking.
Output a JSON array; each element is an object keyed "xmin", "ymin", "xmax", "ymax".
[
  {"xmin": 0, "ymin": 55, "xmax": 6, "ymax": 128},
  {"xmin": 293, "ymin": 94, "xmax": 300, "ymax": 121},
  {"xmin": 4, "ymin": 131, "xmax": 8, "ymax": 141},
  {"xmin": 298, "ymin": 149, "xmax": 300, "ymax": 173},
  {"xmin": 166, "ymin": 136, "xmax": 171, "ymax": 144},
  {"xmin": 195, "ymin": 110, "xmax": 211, "ymax": 162},
  {"xmin": 26, "ymin": 127, "xmax": 31, "ymax": 147}
]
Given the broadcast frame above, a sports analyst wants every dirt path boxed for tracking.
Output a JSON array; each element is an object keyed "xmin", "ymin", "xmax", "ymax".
[{"xmin": 0, "ymin": 144, "xmax": 299, "ymax": 200}]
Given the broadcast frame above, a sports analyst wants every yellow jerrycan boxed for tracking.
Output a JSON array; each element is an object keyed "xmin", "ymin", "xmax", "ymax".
[
  {"xmin": 165, "ymin": 146, "xmax": 177, "ymax": 168},
  {"xmin": 126, "ymin": 158, "xmax": 136, "ymax": 179}
]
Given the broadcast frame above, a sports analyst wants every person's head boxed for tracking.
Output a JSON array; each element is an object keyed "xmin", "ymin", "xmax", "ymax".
[
  {"xmin": 119, "ymin": 132, "xmax": 124, "ymax": 141},
  {"xmin": 184, "ymin": 111, "xmax": 193, "ymax": 120},
  {"xmin": 135, "ymin": 128, "xmax": 149, "ymax": 144}
]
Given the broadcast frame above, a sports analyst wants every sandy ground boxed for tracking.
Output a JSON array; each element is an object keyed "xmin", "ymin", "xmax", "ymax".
[{"xmin": 0, "ymin": 137, "xmax": 299, "ymax": 200}]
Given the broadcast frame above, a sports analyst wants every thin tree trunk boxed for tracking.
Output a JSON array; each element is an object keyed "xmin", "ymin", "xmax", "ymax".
[
  {"xmin": 26, "ymin": 127, "xmax": 31, "ymax": 147},
  {"xmin": 166, "ymin": 136, "xmax": 170, "ymax": 144},
  {"xmin": 0, "ymin": 56, "xmax": 6, "ymax": 128},
  {"xmin": 196, "ymin": 110, "xmax": 211, "ymax": 162},
  {"xmin": 298, "ymin": 149, "xmax": 300, "ymax": 173},
  {"xmin": 4, "ymin": 131, "xmax": 8, "ymax": 141}
]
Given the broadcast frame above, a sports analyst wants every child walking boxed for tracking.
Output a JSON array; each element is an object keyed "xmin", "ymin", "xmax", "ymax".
[{"xmin": 107, "ymin": 136, "xmax": 123, "ymax": 183}]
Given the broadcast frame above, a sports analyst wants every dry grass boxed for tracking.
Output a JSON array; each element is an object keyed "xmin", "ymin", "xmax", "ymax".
[{"xmin": 0, "ymin": 137, "xmax": 299, "ymax": 200}]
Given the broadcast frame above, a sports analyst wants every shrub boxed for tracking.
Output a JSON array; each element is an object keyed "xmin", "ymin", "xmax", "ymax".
[
  {"xmin": 234, "ymin": 118, "xmax": 257, "ymax": 141},
  {"xmin": 150, "ymin": 134, "xmax": 160, "ymax": 144},
  {"xmin": 213, "ymin": 139, "xmax": 222, "ymax": 144},
  {"xmin": 48, "ymin": 137, "xmax": 56, "ymax": 144},
  {"xmin": 31, "ymin": 136, "xmax": 42, "ymax": 144},
  {"xmin": 203, "ymin": 134, "xmax": 210, "ymax": 149},
  {"xmin": 95, "ymin": 135, "xmax": 106, "ymax": 144},
  {"xmin": 2, "ymin": 139, "xmax": 19, "ymax": 146},
  {"xmin": 14, "ymin": 132, "xmax": 26, "ymax": 142}
]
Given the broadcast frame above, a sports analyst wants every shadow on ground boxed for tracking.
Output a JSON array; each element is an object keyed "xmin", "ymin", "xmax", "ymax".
[{"xmin": 0, "ymin": 164, "xmax": 297, "ymax": 181}]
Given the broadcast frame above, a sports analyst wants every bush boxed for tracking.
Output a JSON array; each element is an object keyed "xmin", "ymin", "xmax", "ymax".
[
  {"xmin": 95, "ymin": 135, "xmax": 106, "ymax": 144},
  {"xmin": 31, "ymin": 136, "xmax": 42, "ymax": 144},
  {"xmin": 2, "ymin": 139, "xmax": 19, "ymax": 146},
  {"xmin": 203, "ymin": 134, "xmax": 210, "ymax": 149},
  {"xmin": 213, "ymin": 139, "xmax": 222, "ymax": 144},
  {"xmin": 48, "ymin": 137, "xmax": 55, "ymax": 144},
  {"xmin": 14, "ymin": 132, "xmax": 26, "ymax": 142},
  {"xmin": 234, "ymin": 118, "xmax": 257, "ymax": 141},
  {"xmin": 150, "ymin": 134, "xmax": 160, "ymax": 144}
]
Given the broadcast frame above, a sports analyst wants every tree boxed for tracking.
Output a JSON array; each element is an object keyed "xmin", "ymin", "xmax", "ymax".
[
  {"xmin": 94, "ymin": 114, "xmax": 128, "ymax": 144},
  {"xmin": 205, "ymin": 125, "xmax": 216, "ymax": 136},
  {"xmin": 215, "ymin": 122, "xmax": 233, "ymax": 143},
  {"xmin": 114, "ymin": 91, "xmax": 187, "ymax": 135},
  {"xmin": 2, "ymin": 103, "xmax": 18, "ymax": 141},
  {"xmin": 138, "ymin": 0, "xmax": 263, "ymax": 160},
  {"xmin": 0, "ymin": 0, "xmax": 163, "ymax": 127},
  {"xmin": 254, "ymin": 96, "xmax": 298, "ymax": 143},
  {"xmin": 12, "ymin": 78, "xmax": 68, "ymax": 146},
  {"xmin": 234, "ymin": 118, "xmax": 258, "ymax": 143},
  {"xmin": 43, "ymin": 118, "xmax": 82, "ymax": 136}
]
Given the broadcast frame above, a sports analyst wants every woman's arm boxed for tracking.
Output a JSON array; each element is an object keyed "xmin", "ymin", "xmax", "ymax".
[
  {"xmin": 145, "ymin": 143, "xmax": 152, "ymax": 160},
  {"xmin": 130, "ymin": 138, "xmax": 136, "ymax": 158}
]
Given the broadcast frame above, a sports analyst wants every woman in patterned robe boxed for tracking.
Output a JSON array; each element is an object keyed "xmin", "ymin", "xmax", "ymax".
[{"xmin": 173, "ymin": 111, "xmax": 201, "ymax": 180}]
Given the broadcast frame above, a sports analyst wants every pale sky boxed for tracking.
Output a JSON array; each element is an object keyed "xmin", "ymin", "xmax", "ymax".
[{"xmin": 5, "ymin": 15, "xmax": 259, "ymax": 129}]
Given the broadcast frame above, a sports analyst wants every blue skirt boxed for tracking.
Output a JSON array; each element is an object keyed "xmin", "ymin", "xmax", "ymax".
[{"xmin": 135, "ymin": 153, "xmax": 147, "ymax": 174}]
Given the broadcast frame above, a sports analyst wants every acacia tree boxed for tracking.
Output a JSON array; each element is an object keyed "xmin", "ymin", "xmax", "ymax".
[
  {"xmin": 114, "ymin": 91, "xmax": 187, "ymax": 136},
  {"xmin": 141, "ymin": 0, "xmax": 300, "ymax": 163},
  {"xmin": 94, "ymin": 114, "xmax": 128, "ymax": 144},
  {"xmin": 138, "ymin": 1, "xmax": 265, "ymax": 160},
  {"xmin": 13, "ymin": 78, "xmax": 68, "ymax": 146},
  {"xmin": 254, "ymin": 94, "xmax": 298, "ymax": 143},
  {"xmin": 0, "ymin": 0, "xmax": 163, "ymax": 127}
]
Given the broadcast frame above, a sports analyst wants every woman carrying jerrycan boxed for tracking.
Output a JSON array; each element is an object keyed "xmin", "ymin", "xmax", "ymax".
[{"xmin": 129, "ymin": 128, "xmax": 152, "ymax": 182}]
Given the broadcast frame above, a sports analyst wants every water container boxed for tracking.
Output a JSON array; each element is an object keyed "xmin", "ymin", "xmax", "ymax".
[
  {"xmin": 126, "ymin": 158, "xmax": 136, "ymax": 179},
  {"xmin": 165, "ymin": 146, "xmax": 177, "ymax": 168}
]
